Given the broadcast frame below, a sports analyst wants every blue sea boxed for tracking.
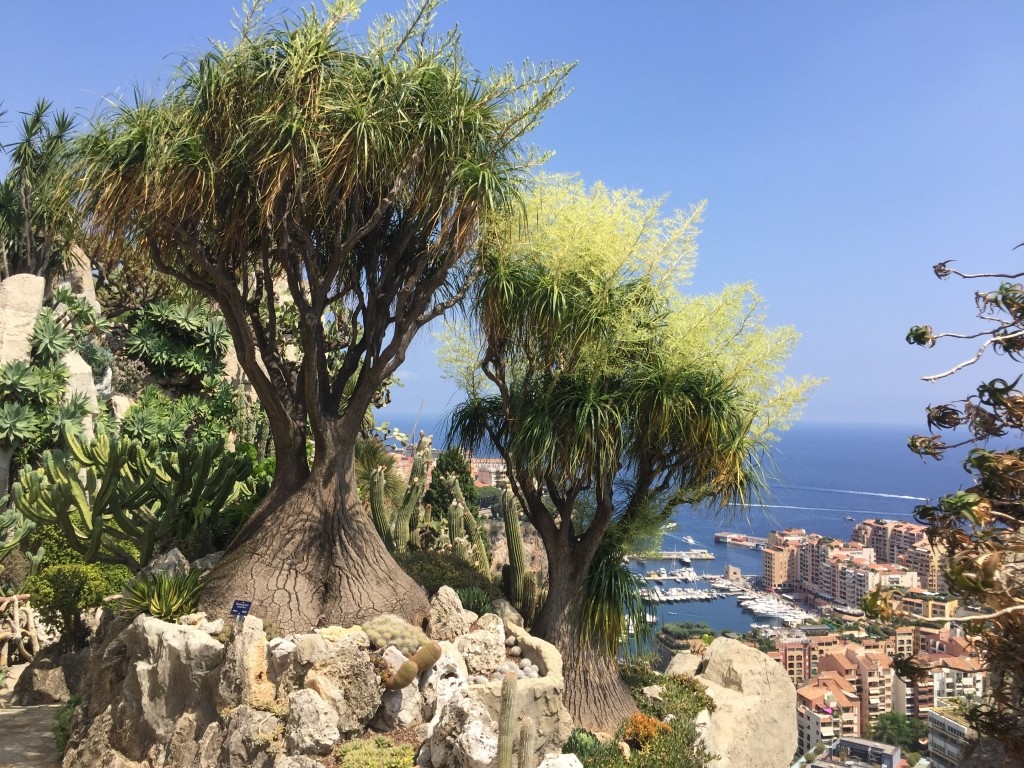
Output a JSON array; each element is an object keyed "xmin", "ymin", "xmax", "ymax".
[{"xmin": 381, "ymin": 414, "xmax": 986, "ymax": 632}]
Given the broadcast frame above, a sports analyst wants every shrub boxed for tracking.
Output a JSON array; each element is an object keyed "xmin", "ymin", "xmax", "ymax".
[
  {"xmin": 53, "ymin": 694, "xmax": 82, "ymax": 752},
  {"xmin": 336, "ymin": 736, "xmax": 414, "ymax": 768},
  {"xmin": 24, "ymin": 564, "xmax": 106, "ymax": 648},
  {"xmin": 395, "ymin": 550, "xmax": 499, "ymax": 598},
  {"xmin": 563, "ymin": 728, "xmax": 604, "ymax": 760},
  {"xmin": 25, "ymin": 524, "xmax": 134, "ymax": 595},
  {"xmin": 111, "ymin": 355, "xmax": 150, "ymax": 397},
  {"xmin": 619, "ymin": 658, "xmax": 716, "ymax": 721},
  {"xmin": 119, "ymin": 569, "xmax": 204, "ymax": 622},
  {"xmin": 455, "ymin": 585, "xmax": 493, "ymax": 615},
  {"xmin": 622, "ymin": 713, "xmax": 670, "ymax": 750}
]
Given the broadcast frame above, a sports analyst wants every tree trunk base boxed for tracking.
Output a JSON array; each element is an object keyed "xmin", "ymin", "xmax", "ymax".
[
  {"xmin": 200, "ymin": 474, "xmax": 429, "ymax": 634},
  {"xmin": 559, "ymin": 636, "xmax": 639, "ymax": 733}
]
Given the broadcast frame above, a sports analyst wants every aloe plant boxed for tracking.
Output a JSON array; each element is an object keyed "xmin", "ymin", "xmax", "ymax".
[{"xmin": 119, "ymin": 568, "xmax": 204, "ymax": 622}]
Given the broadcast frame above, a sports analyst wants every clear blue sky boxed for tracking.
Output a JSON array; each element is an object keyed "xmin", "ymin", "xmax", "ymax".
[{"xmin": 3, "ymin": 1, "xmax": 1022, "ymax": 426}]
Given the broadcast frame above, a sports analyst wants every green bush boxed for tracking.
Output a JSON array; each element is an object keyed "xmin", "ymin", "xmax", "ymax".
[
  {"xmin": 24, "ymin": 564, "xmax": 106, "ymax": 648},
  {"xmin": 336, "ymin": 736, "xmax": 414, "ymax": 768},
  {"xmin": 564, "ymin": 728, "xmax": 604, "ymax": 760},
  {"xmin": 455, "ymin": 585, "xmax": 493, "ymax": 615},
  {"xmin": 119, "ymin": 569, "xmax": 204, "ymax": 622},
  {"xmin": 619, "ymin": 658, "xmax": 716, "ymax": 721},
  {"xmin": 25, "ymin": 524, "xmax": 134, "ymax": 594},
  {"xmin": 395, "ymin": 550, "xmax": 500, "ymax": 598},
  {"xmin": 53, "ymin": 694, "xmax": 82, "ymax": 753}
]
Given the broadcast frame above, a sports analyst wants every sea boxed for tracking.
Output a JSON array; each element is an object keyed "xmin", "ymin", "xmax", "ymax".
[{"xmin": 381, "ymin": 414, "xmax": 987, "ymax": 633}]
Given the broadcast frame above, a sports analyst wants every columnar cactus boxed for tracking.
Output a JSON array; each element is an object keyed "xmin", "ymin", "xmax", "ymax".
[
  {"xmin": 384, "ymin": 640, "xmax": 443, "ymax": 690},
  {"xmin": 502, "ymin": 489, "xmax": 525, "ymax": 604},
  {"xmin": 497, "ymin": 670, "xmax": 519, "ymax": 768},
  {"xmin": 12, "ymin": 433, "xmax": 250, "ymax": 569},
  {"xmin": 392, "ymin": 434, "xmax": 431, "ymax": 553},
  {"xmin": 368, "ymin": 465, "xmax": 393, "ymax": 549},
  {"xmin": 517, "ymin": 717, "xmax": 537, "ymax": 768},
  {"xmin": 0, "ymin": 506, "xmax": 34, "ymax": 578},
  {"xmin": 520, "ymin": 576, "xmax": 538, "ymax": 627}
]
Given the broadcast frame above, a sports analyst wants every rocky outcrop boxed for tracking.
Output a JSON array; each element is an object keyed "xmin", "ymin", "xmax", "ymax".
[
  {"xmin": 62, "ymin": 595, "xmax": 573, "ymax": 768},
  {"xmin": 428, "ymin": 586, "xmax": 470, "ymax": 641},
  {"xmin": 671, "ymin": 637, "xmax": 797, "ymax": 768},
  {"xmin": 63, "ymin": 350, "xmax": 101, "ymax": 439},
  {"xmin": 0, "ymin": 273, "xmax": 44, "ymax": 365}
]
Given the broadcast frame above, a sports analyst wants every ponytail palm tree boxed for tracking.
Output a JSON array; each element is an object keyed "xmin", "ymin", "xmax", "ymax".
[
  {"xmin": 75, "ymin": 0, "xmax": 570, "ymax": 632},
  {"xmin": 444, "ymin": 175, "xmax": 816, "ymax": 731}
]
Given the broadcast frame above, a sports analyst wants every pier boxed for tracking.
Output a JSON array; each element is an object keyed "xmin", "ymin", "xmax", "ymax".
[
  {"xmin": 649, "ymin": 549, "xmax": 716, "ymax": 560},
  {"xmin": 714, "ymin": 532, "xmax": 768, "ymax": 549}
]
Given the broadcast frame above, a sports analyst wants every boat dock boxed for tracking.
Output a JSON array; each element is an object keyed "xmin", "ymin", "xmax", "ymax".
[
  {"xmin": 651, "ymin": 549, "xmax": 716, "ymax": 560},
  {"xmin": 714, "ymin": 532, "xmax": 769, "ymax": 549}
]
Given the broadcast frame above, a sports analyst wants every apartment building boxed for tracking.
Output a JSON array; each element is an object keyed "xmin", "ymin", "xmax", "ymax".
[
  {"xmin": 928, "ymin": 698, "xmax": 976, "ymax": 768},
  {"xmin": 796, "ymin": 671, "xmax": 861, "ymax": 754},
  {"xmin": 818, "ymin": 644, "xmax": 894, "ymax": 733}
]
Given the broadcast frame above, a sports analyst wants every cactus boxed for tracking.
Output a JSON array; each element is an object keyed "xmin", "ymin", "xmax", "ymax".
[
  {"xmin": 497, "ymin": 671, "xmax": 519, "ymax": 768},
  {"xmin": 368, "ymin": 466, "xmax": 393, "ymax": 549},
  {"xmin": 11, "ymin": 433, "xmax": 251, "ymax": 570},
  {"xmin": 391, "ymin": 434, "xmax": 431, "ymax": 553},
  {"xmin": 517, "ymin": 717, "xmax": 537, "ymax": 768},
  {"xmin": 520, "ymin": 576, "xmax": 537, "ymax": 627},
  {"xmin": 0, "ymin": 505, "xmax": 35, "ymax": 578},
  {"xmin": 363, "ymin": 613, "xmax": 430, "ymax": 655},
  {"xmin": 384, "ymin": 640, "xmax": 442, "ymax": 690},
  {"xmin": 502, "ymin": 489, "xmax": 525, "ymax": 605}
]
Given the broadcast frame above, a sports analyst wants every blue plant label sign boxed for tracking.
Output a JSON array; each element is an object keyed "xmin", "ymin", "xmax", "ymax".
[{"xmin": 230, "ymin": 600, "xmax": 253, "ymax": 617}]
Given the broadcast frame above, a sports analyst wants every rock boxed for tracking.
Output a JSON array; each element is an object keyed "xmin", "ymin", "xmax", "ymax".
[
  {"xmin": 420, "ymin": 640, "xmax": 469, "ymax": 723},
  {"xmin": 428, "ymin": 586, "xmax": 470, "ymax": 641},
  {"xmin": 454, "ymin": 623, "xmax": 504, "ymax": 678},
  {"xmin": 110, "ymin": 394, "xmax": 136, "ymax": 421},
  {"xmin": 695, "ymin": 637, "xmax": 796, "ymax": 768},
  {"xmin": 428, "ymin": 687, "xmax": 498, "ymax": 768},
  {"xmin": 218, "ymin": 615, "xmax": 276, "ymax": 709},
  {"xmin": 217, "ymin": 704, "xmax": 279, "ymax": 768},
  {"xmin": 538, "ymin": 754, "xmax": 584, "ymax": 768},
  {"xmin": 68, "ymin": 244, "xmax": 101, "ymax": 312},
  {"xmin": 0, "ymin": 273, "xmax": 44, "ymax": 365},
  {"xmin": 302, "ymin": 633, "xmax": 381, "ymax": 737},
  {"xmin": 190, "ymin": 552, "xmax": 224, "ymax": 573},
  {"xmin": 12, "ymin": 645, "xmax": 73, "ymax": 704},
  {"xmin": 373, "ymin": 684, "xmax": 425, "ymax": 731},
  {"xmin": 490, "ymin": 599, "xmax": 524, "ymax": 628},
  {"xmin": 449, "ymin": 628, "xmax": 571, "ymax": 768},
  {"xmin": 272, "ymin": 755, "xmax": 323, "ymax": 768},
  {"xmin": 286, "ymin": 688, "xmax": 339, "ymax": 755},
  {"xmin": 665, "ymin": 652, "xmax": 703, "ymax": 678},
  {"xmin": 144, "ymin": 548, "xmax": 190, "ymax": 576},
  {"xmin": 62, "ymin": 350, "xmax": 100, "ymax": 439}
]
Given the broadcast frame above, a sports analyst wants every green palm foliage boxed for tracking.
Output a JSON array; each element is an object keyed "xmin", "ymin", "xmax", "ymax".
[
  {"xmin": 443, "ymin": 176, "xmax": 817, "ymax": 727},
  {"xmin": 74, "ymin": 0, "xmax": 571, "ymax": 461},
  {"xmin": 0, "ymin": 99, "xmax": 79, "ymax": 280}
]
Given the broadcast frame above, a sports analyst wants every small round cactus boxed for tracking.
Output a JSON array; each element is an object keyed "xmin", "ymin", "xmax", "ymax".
[{"xmin": 363, "ymin": 613, "xmax": 429, "ymax": 655}]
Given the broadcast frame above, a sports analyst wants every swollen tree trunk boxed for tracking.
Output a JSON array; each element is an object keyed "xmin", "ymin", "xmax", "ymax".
[
  {"xmin": 532, "ymin": 546, "xmax": 638, "ymax": 733},
  {"xmin": 201, "ymin": 435, "xmax": 430, "ymax": 634}
]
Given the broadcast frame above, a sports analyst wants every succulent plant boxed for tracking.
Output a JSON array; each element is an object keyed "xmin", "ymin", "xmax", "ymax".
[
  {"xmin": 497, "ymin": 671, "xmax": 519, "ymax": 768},
  {"xmin": 362, "ymin": 613, "xmax": 430, "ymax": 655},
  {"xmin": 383, "ymin": 640, "xmax": 442, "ymax": 690}
]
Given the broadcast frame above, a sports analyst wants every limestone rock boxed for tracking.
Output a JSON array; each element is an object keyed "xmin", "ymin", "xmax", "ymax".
[
  {"xmin": 490, "ymin": 599, "xmax": 524, "ymax": 628},
  {"xmin": 428, "ymin": 586, "xmax": 470, "ymax": 641},
  {"xmin": 428, "ymin": 687, "xmax": 498, "ymax": 768},
  {"xmin": 665, "ymin": 652, "xmax": 703, "ymax": 678},
  {"xmin": 12, "ymin": 645, "xmax": 72, "ymax": 704},
  {"xmin": 538, "ymin": 755, "xmax": 584, "ymax": 768},
  {"xmin": 114, "ymin": 615, "xmax": 226, "ymax": 762},
  {"xmin": 68, "ymin": 244, "xmax": 101, "ymax": 312},
  {"xmin": 420, "ymin": 640, "xmax": 469, "ymax": 723},
  {"xmin": 0, "ymin": 273, "xmax": 44, "ymax": 364},
  {"xmin": 110, "ymin": 394, "xmax": 136, "ymax": 421},
  {"xmin": 302, "ymin": 633, "xmax": 381, "ymax": 737},
  {"xmin": 373, "ymin": 684, "xmax": 426, "ymax": 731},
  {"xmin": 696, "ymin": 637, "xmax": 796, "ymax": 768},
  {"xmin": 218, "ymin": 615, "xmax": 276, "ymax": 709},
  {"xmin": 286, "ymin": 688, "xmax": 339, "ymax": 755},
  {"xmin": 145, "ymin": 548, "xmax": 190, "ymax": 576},
  {"xmin": 272, "ymin": 755, "xmax": 324, "ymax": 768},
  {"xmin": 62, "ymin": 350, "xmax": 100, "ymax": 438},
  {"xmin": 454, "ymin": 623, "xmax": 504, "ymax": 678},
  {"xmin": 217, "ymin": 704, "xmax": 279, "ymax": 768},
  {"xmin": 190, "ymin": 551, "xmax": 224, "ymax": 573}
]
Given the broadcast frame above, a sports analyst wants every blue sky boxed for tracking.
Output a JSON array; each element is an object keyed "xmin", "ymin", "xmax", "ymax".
[{"xmin": 3, "ymin": 1, "xmax": 1022, "ymax": 426}]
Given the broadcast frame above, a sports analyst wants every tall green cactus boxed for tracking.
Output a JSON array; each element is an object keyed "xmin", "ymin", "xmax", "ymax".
[
  {"xmin": 391, "ymin": 434, "xmax": 431, "ymax": 553},
  {"xmin": 368, "ymin": 466, "xmax": 394, "ymax": 549},
  {"xmin": 12, "ymin": 433, "xmax": 250, "ymax": 570},
  {"xmin": 520, "ymin": 576, "xmax": 538, "ymax": 627},
  {"xmin": 502, "ymin": 489, "xmax": 525, "ymax": 604},
  {"xmin": 497, "ymin": 671, "xmax": 519, "ymax": 768},
  {"xmin": 518, "ymin": 717, "xmax": 537, "ymax": 768}
]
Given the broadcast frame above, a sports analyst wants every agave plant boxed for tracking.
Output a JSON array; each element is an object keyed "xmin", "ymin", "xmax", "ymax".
[
  {"xmin": 118, "ymin": 569, "xmax": 204, "ymax": 622},
  {"xmin": 30, "ymin": 309, "xmax": 73, "ymax": 363}
]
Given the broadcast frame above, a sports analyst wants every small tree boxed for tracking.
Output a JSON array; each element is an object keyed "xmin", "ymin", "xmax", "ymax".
[
  {"xmin": 423, "ymin": 447, "xmax": 477, "ymax": 514},
  {"xmin": 907, "ymin": 255, "xmax": 1024, "ymax": 761},
  {"xmin": 76, "ymin": 1, "xmax": 570, "ymax": 632}
]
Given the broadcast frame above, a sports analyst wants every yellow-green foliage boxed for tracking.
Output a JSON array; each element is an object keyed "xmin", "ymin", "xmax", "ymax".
[
  {"xmin": 362, "ymin": 613, "xmax": 429, "ymax": 655},
  {"xmin": 337, "ymin": 736, "xmax": 414, "ymax": 768}
]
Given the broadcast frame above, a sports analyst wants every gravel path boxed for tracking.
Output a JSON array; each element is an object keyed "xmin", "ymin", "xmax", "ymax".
[{"xmin": 0, "ymin": 664, "xmax": 61, "ymax": 768}]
